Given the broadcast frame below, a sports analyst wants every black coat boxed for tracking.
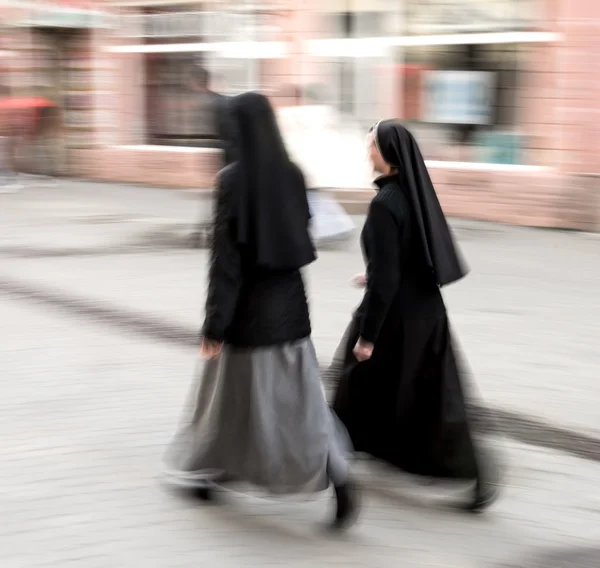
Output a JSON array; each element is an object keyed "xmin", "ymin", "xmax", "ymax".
[
  {"xmin": 355, "ymin": 177, "xmax": 445, "ymax": 344},
  {"xmin": 202, "ymin": 166, "xmax": 311, "ymax": 347},
  {"xmin": 331, "ymin": 176, "xmax": 480, "ymax": 480}
]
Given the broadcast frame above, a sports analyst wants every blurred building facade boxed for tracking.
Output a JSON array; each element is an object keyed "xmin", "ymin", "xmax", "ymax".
[{"xmin": 0, "ymin": 0, "xmax": 599, "ymax": 230}]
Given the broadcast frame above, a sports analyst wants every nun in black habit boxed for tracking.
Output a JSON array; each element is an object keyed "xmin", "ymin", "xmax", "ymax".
[
  {"xmin": 329, "ymin": 119, "xmax": 500, "ymax": 512},
  {"xmin": 165, "ymin": 92, "xmax": 358, "ymax": 529}
]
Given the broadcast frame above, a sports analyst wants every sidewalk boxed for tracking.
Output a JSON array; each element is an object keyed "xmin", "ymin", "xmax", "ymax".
[
  {"xmin": 1, "ymin": 180, "xmax": 598, "ymax": 439},
  {"xmin": 1, "ymin": 297, "xmax": 599, "ymax": 567},
  {"xmin": 1, "ymin": 180, "xmax": 600, "ymax": 567},
  {"xmin": 0, "ymin": 178, "xmax": 207, "ymax": 251}
]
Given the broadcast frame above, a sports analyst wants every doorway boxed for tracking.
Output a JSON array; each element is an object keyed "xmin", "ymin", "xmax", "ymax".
[{"xmin": 22, "ymin": 27, "xmax": 93, "ymax": 176}]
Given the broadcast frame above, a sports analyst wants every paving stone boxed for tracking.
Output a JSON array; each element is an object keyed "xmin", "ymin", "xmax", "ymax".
[{"xmin": 0, "ymin": 297, "xmax": 600, "ymax": 567}]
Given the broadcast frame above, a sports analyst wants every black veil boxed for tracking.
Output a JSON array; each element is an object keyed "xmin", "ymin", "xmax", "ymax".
[
  {"xmin": 227, "ymin": 92, "xmax": 315, "ymax": 270},
  {"xmin": 374, "ymin": 120, "xmax": 468, "ymax": 286}
]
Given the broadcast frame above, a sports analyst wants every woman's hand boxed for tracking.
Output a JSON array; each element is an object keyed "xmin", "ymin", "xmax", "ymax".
[
  {"xmin": 353, "ymin": 338, "xmax": 374, "ymax": 362},
  {"xmin": 200, "ymin": 337, "xmax": 223, "ymax": 360},
  {"xmin": 350, "ymin": 273, "xmax": 367, "ymax": 288}
]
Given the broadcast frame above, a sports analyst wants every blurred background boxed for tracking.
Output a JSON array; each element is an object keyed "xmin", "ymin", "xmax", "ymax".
[
  {"xmin": 0, "ymin": 2, "xmax": 600, "ymax": 567},
  {"xmin": 0, "ymin": 0, "xmax": 598, "ymax": 229}
]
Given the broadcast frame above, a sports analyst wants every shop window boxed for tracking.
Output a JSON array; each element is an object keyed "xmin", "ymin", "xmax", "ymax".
[
  {"xmin": 140, "ymin": 4, "xmax": 262, "ymax": 146},
  {"xmin": 140, "ymin": 3, "xmax": 213, "ymax": 146},
  {"xmin": 144, "ymin": 51, "xmax": 258, "ymax": 146},
  {"xmin": 395, "ymin": 43, "xmax": 526, "ymax": 164},
  {"xmin": 319, "ymin": 10, "xmax": 392, "ymax": 119},
  {"xmin": 145, "ymin": 52, "xmax": 215, "ymax": 145}
]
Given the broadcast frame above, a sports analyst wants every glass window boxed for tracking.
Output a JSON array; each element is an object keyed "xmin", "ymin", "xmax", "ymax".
[
  {"xmin": 312, "ymin": 1, "xmax": 548, "ymax": 165},
  {"xmin": 311, "ymin": 6, "xmax": 400, "ymax": 125},
  {"xmin": 145, "ymin": 52, "xmax": 205, "ymax": 144},
  {"xmin": 396, "ymin": 42, "xmax": 526, "ymax": 164},
  {"xmin": 140, "ymin": 4, "xmax": 261, "ymax": 146}
]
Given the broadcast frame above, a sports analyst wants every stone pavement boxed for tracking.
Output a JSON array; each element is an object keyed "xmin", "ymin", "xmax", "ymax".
[
  {"xmin": 1, "ymin": 180, "xmax": 600, "ymax": 566},
  {"xmin": 0, "ymin": 180, "xmax": 598, "ymax": 438},
  {"xmin": 2, "ymin": 294, "xmax": 600, "ymax": 568}
]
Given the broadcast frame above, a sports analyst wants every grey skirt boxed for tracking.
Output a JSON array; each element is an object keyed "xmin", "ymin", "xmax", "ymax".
[{"xmin": 164, "ymin": 338, "xmax": 352, "ymax": 495}]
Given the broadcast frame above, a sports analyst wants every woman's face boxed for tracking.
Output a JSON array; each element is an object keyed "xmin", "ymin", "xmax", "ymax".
[{"xmin": 367, "ymin": 131, "xmax": 390, "ymax": 176}]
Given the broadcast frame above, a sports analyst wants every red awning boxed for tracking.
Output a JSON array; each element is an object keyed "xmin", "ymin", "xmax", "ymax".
[{"xmin": 0, "ymin": 97, "xmax": 57, "ymax": 109}]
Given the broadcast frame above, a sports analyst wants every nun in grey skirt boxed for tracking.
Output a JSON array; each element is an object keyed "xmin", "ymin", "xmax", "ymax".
[{"xmin": 164, "ymin": 92, "xmax": 358, "ymax": 529}]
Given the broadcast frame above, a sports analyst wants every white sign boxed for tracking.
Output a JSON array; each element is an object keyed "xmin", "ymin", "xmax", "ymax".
[{"xmin": 422, "ymin": 70, "xmax": 495, "ymax": 125}]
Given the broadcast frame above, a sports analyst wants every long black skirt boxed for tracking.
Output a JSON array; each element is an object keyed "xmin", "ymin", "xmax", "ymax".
[{"xmin": 330, "ymin": 313, "xmax": 483, "ymax": 480}]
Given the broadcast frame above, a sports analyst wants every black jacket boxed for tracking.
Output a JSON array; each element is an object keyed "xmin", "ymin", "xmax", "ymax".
[
  {"xmin": 202, "ymin": 167, "xmax": 311, "ymax": 347},
  {"xmin": 357, "ymin": 175, "xmax": 446, "ymax": 344}
]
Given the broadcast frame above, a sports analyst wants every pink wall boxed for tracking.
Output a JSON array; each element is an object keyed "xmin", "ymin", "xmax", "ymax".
[
  {"xmin": 71, "ymin": 146, "xmax": 220, "ymax": 189},
  {"xmin": 554, "ymin": 0, "xmax": 600, "ymax": 175},
  {"xmin": 10, "ymin": 0, "xmax": 596, "ymax": 230}
]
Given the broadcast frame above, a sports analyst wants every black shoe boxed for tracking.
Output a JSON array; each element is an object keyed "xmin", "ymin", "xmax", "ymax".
[
  {"xmin": 331, "ymin": 480, "xmax": 360, "ymax": 530},
  {"xmin": 465, "ymin": 443, "xmax": 502, "ymax": 513},
  {"xmin": 466, "ymin": 477, "xmax": 499, "ymax": 513},
  {"xmin": 189, "ymin": 485, "xmax": 215, "ymax": 502}
]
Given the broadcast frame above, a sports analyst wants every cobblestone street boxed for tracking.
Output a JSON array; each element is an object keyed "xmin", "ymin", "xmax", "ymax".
[{"xmin": 1, "ymin": 182, "xmax": 599, "ymax": 567}]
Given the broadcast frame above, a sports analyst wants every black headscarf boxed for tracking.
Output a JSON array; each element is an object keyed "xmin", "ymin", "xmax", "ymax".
[
  {"xmin": 227, "ymin": 92, "xmax": 316, "ymax": 270},
  {"xmin": 374, "ymin": 120, "xmax": 468, "ymax": 286}
]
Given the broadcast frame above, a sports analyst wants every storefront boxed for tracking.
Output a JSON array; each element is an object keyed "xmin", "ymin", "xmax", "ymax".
[
  {"xmin": 71, "ymin": 0, "xmax": 293, "ymax": 188},
  {"xmin": 4, "ymin": 0, "xmax": 595, "ymax": 230},
  {"xmin": 304, "ymin": 0, "xmax": 600, "ymax": 230},
  {"xmin": 0, "ymin": 0, "xmax": 114, "ymax": 175}
]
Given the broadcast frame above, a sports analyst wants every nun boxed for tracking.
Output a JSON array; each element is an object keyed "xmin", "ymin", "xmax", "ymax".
[
  {"xmin": 164, "ymin": 92, "xmax": 358, "ymax": 530},
  {"xmin": 329, "ymin": 120, "xmax": 500, "ymax": 512}
]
